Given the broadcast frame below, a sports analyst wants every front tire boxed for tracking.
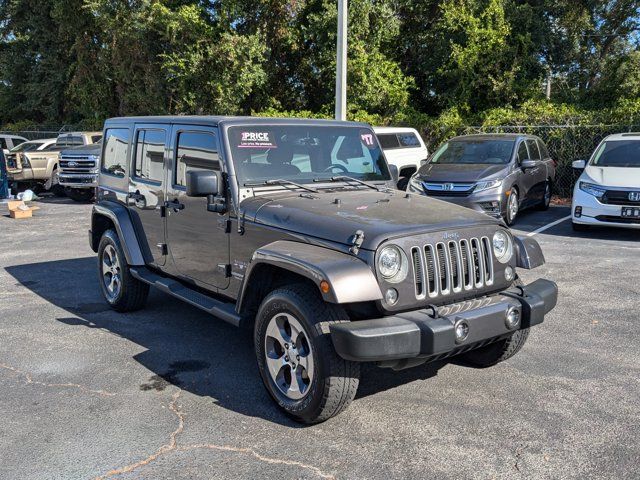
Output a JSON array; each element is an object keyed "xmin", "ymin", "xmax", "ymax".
[
  {"xmin": 504, "ymin": 187, "xmax": 519, "ymax": 226},
  {"xmin": 254, "ymin": 284, "xmax": 360, "ymax": 424},
  {"xmin": 98, "ymin": 229, "xmax": 149, "ymax": 312},
  {"xmin": 65, "ymin": 187, "xmax": 95, "ymax": 202},
  {"xmin": 461, "ymin": 329, "xmax": 530, "ymax": 368}
]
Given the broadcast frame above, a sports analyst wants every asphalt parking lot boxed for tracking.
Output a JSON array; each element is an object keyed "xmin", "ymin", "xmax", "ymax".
[{"xmin": 1, "ymin": 197, "xmax": 638, "ymax": 480}]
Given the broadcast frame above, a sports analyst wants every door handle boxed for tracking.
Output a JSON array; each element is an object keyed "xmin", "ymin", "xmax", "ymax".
[
  {"xmin": 127, "ymin": 191, "xmax": 145, "ymax": 205},
  {"xmin": 165, "ymin": 199, "xmax": 185, "ymax": 212}
]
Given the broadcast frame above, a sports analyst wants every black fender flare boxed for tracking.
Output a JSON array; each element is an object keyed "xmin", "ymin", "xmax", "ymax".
[
  {"xmin": 237, "ymin": 240, "xmax": 383, "ymax": 310},
  {"xmin": 91, "ymin": 201, "xmax": 147, "ymax": 266},
  {"xmin": 514, "ymin": 235, "xmax": 545, "ymax": 270}
]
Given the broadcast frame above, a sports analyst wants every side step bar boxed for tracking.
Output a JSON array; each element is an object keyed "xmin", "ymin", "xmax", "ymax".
[{"xmin": 130, "ymin": 267, "xmax": 241, "ymax": 327}]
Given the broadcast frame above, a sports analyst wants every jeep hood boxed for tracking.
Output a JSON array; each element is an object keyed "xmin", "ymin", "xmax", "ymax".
[
  {"xmin": 416, "ymin": 163, "xmax": 507, "ymax": 183},
  {"xmin": 584, "ymin": 165, "xmax": 640, "ymax": 188},
  {"xmin": 240, "ymin": 189, "xmax": 500, "ymax": 250}
]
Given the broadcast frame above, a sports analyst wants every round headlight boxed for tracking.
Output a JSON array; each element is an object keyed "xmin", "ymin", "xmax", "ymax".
[
  {"xmin": 377, "ymin": 245, "xmax": 408, "ymax": 283},
  {"xmin": 493, "ymin": 230, "xmax": 513, "ymax": 264}
]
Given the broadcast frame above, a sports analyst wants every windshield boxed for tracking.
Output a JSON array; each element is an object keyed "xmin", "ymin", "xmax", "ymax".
[
  {"xmin": 9, "ymin": 142, "xmax": 41, "ymax": 153},
  {"xmin": 591, "ymin": 140, "xmax": 640, "ymax": 168},
  {"xmin": 430, "ymin": 139, "xmax": 515, "ymax": 165},
  {"xmin": 228, "ymin": 125, "xmax": 390, "ymax": 186}
]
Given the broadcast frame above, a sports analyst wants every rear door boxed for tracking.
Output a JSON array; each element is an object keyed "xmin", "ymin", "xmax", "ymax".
[
  {"xmin": 128, "ymin": 125, "xmax": 168, "ymax": 267},
  {"xmin": 524, "ymin": 138, "xmax": 546, "ymax": 204},
  {"xmin": 165, "ymin": 125, "xmax": 230, "ymax": 290}
]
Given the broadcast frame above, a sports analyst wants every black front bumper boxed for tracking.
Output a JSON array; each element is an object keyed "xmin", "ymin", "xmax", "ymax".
[{"xmin": 330, "ymin": 279, "xmax": 558, "ymax": 363}]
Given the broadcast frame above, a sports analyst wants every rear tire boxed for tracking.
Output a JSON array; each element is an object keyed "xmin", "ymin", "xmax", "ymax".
[
  {"xmin": 254, "ymin": 283, "xmax": 360, "ymax": 424},
  {"xmin": 461, "ymin": 329, "xmax": 530, "ymax": 368},
  {"xmin": 537, "ymin": 180, "xmax": 552, "ymax": 210},
  {"xmin": 97, "ymin": 229, "xmax": 149, "ymax": 312}
]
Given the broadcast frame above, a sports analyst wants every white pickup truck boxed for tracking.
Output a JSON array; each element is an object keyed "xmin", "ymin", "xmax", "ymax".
[{"xmin": 374, "ymin": 127, "xmax": 429, "ymax": 190}]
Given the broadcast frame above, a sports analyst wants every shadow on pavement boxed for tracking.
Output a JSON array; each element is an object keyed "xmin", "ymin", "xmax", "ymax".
[{"xmin": 6, "ymin": 257, "xmax": 450, "ymax": 427}]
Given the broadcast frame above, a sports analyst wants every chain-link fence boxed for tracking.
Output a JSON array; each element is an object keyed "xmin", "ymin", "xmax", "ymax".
[
  {"xmin": 426, "ymin": 125, "xmax": 640, "ymax": 198},
  {"xmin": 4, "ymin": 123, "xmax": 639, "ymax": 198}
]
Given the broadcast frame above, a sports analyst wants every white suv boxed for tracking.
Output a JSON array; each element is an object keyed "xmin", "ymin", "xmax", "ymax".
[
  {"xmin": 572, "ymin": 133, "xmax": 640, "ymax": 231},
  {"xmin": 374, "ymin": 127, "xmax": 428, "ymax": 190}
]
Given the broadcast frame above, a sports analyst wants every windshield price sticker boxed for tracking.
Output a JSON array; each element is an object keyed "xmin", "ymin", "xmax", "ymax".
[
  {"xmin": 360, "ymin": 131, "xmax": 376, "ymax": 149},
  {"xmin": 238, "ymin": 131, "xmax": 276, "ymax": 148}
]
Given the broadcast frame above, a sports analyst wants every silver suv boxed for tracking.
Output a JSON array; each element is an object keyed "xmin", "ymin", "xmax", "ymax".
[{"xmin": 408, "ymin": 134, "xmax": 556, "ymax": 225}]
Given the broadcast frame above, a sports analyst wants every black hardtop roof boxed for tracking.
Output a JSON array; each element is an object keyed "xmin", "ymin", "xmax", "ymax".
[
  {"xmin": 104, "ymin": 115, "xmax": 369, "ymax": 128},
  {"xmin": 450, "ymin": 133, "xmax": 541, "ymax": 142}
]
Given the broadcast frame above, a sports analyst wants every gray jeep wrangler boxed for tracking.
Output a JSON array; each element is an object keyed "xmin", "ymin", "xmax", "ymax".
[{"xmin": 90, "ymin": 116, "xmax": 558, "ymax": 423}]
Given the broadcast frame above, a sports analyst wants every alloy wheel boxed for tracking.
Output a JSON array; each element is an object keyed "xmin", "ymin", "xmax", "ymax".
[
  {"xmin": 101, "ymin": 244, "xmax": 122, "ymax": 301},
  {"xmin": 264, "ymin": 313, "xmax": 314, "ymax": 400},
  {"xmin": 508, "ymin": 190, "xmax": 519, "ymax": 223}
]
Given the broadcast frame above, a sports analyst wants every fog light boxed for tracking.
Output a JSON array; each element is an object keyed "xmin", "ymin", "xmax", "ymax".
[
  {"xmin": 454, "ymin": 319, "xmax": 469, "ymax": 343},
  {"xmin": 574, "ymin": 206, "xmax": 582, "ymax": 218},
  {"xmin": 504, "ymin": 266, "xmax": 515, "ymax": 282},
  {"xmin": 384, "ymin": 288, "xmax": 398, "ymax": 305},
  {"xmin": 505, "ymin": 307, "xmax": 521, "ymax": 330}
]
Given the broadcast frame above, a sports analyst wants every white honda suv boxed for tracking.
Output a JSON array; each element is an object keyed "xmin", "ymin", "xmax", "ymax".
[{"xmin": 572, "ymin": 133, "xmax": 640, "ymax": 231}]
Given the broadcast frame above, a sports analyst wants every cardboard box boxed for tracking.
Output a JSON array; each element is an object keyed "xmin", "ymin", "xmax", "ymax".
[{"xmin": 7, "ymin": 201, "xmax": 40, "ymax": 219}]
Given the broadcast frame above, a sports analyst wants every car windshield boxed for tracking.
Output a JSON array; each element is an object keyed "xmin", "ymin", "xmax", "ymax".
[
  {"xmin": 9, "ymin": 142, "xmax": 41, "ymax": 153},
  {"xmin": 591, "ymin": 140, "xmax": 640, "ymax": 168},
  {"xmin": 228, "ymin": 125, "xmax": 391, "ymax": 186},
  {"xmin": 430, "ymin": 138, "xmax": 515, "ymax": 165}
]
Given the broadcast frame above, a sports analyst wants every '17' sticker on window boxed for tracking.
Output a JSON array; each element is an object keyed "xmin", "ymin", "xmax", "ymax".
[{"xmin": 361, "ymin": 132, "xmax": 376, "ymax": 149}]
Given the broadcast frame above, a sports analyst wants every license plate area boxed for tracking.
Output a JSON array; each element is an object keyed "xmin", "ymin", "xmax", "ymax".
[{"xmin": 621, "ymin": 207, "xmax": 640, "ymax": 219}]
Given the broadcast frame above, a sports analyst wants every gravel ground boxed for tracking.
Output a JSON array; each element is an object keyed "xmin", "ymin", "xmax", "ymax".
[{"xmin": 0, "ymin": 197, "xmax": 638, "ymax": 480}]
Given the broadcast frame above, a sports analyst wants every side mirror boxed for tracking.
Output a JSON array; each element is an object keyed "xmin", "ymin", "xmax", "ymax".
[
  {"xmin": 572, "ymin": 160, "xmax": 586, "ymax": 170},
  {"xmin": 186, "ymin": 170, "xmax": 219, "ymax": 197},
  {"xmin": 419, "ymin": 158, "xmax": 429, "ymax": 166},
  {"xmin": 388, "ymin": 164, "xmax": 399, "ymax": 183},
  {"xmin": 521, "ymin": 159, "xmax": 537, "ymax": 170}
]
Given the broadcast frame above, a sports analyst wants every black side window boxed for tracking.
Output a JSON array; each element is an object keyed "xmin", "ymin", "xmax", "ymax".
[
  {"xmin": 134, "ymin": 129, "xmax": 166, "ymax": 183},
  {"xmin": 526, "ymin": 139, "xmax": 541, "ymax": 160},
  {"xmin": 101, "ymin": 128, "xmax": 129, "ymax": 178},
  {"xmin": 0, "ymin": 138, "xmax": 7, "ymax": 150},
  {"xmin": 175, "ymin": 131, "xmax": 219, "ymax": 187},
  {"xmin": 517, "ymin": 141, "xmax": 529, "ymax": 162},
  {"xmin": 377, "ymin": 134, "xmax": 400, "ymax": 149}
]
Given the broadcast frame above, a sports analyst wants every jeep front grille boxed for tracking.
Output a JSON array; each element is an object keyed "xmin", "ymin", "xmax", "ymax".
[
  {"xmin": 59, "ymin": 154, "xmax": 96, "ymax": 173},
  {"xmin": 411, "ymin": 237, "xmax": 494, "ymax": 299}
]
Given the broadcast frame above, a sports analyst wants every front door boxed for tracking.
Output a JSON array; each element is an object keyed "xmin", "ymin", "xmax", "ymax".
[
  {"xmin": 166, "ymin": 126, "xmax": 230, "ymax": 290},
  {"xmin": 128, "ymin": 125, "xmax": 168, "ymax": 267}
]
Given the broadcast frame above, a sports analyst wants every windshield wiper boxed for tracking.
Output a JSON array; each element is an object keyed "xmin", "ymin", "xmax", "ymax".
[
  {"xmin": 244, "ymin": 179, "xmax": 318, "ymax": 193},
  {"xmin": 314, "ymin": 175, "xmax": 389, "ymax": 192}
]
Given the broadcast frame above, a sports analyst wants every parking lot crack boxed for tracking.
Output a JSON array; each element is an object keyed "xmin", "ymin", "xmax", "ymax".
[
  {"xmin": 0, "ymin": 362, "xmax": 117, "ymax": 397},
  {"xmin": 95, "ymin": 389, "xmax": 335, "ymax": 479}
]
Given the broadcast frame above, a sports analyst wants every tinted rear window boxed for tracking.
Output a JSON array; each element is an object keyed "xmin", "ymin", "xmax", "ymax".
[
  {"xmin": 376, "ymin": 132, "xmax": 422, "ymax": 150},
  {"xmin": 56, "ymin": 135, "xmax": 84, "ymax": 147},
  {"xmin": 377, "ymin": 133, "xmax": 400, "ymax": 149}
]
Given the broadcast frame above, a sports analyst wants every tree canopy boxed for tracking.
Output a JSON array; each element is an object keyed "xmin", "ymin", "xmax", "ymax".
[{"xmin": 0, "ymin": 0, "xmax": 638, "ymax": 128}]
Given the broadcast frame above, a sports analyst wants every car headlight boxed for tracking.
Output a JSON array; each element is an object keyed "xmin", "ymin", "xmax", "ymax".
[
  {"xmin": 408, "ymin": 174, "xmax": 423, "ymax": 192},
  {"xmin": 377, "ymin": 245, "xmax": 408, "ymax": 283},
  {"xmin": 87, "ymin": 154, "xmax": 100, "ymax": 162},
  {"xmin": 474, "ymin": 179, "xmax": 502, "ymax": 192},
  {"xmin": 492, "ymin": 230, "xmax": 513, "ymax": 264},
  {"xmin": 579, "ymin": 181, "xmax": 605, "ymax": 199}
]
